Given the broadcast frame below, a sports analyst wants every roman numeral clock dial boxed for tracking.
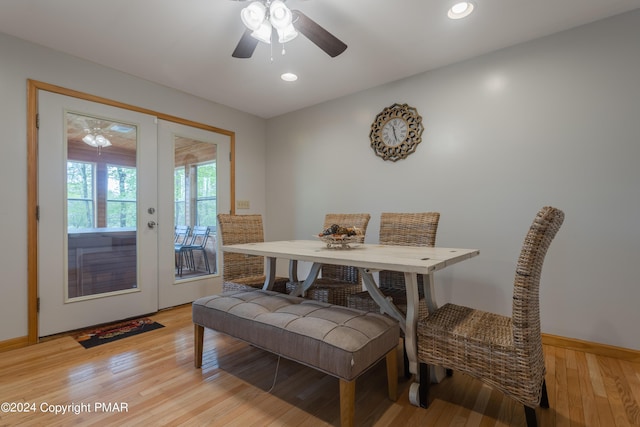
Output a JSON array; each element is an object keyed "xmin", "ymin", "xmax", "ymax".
[{"xmin": 370, "ymin": 103, "xmax": 424, "ymax": 161}]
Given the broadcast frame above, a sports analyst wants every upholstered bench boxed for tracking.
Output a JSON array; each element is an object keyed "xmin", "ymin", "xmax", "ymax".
[{"xmin": 193, "ymin": 289, "xmax": 400, "ymax": 427}]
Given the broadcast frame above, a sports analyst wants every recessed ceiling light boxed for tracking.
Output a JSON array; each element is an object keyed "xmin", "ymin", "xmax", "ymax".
[
  {"xmin": 448, "ymin": 1, "xmax": 475, "ymax": 19},
  {"xmin": 281, "ymin": 72, "xmax": 298, "ymax": 82}
]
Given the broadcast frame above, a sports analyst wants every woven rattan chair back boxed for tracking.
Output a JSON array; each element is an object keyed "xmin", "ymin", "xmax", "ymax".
[
  {"xmin": 320, "ymin": 213, "xmax": 371, "ymax": 283},
  {"xmin": 378, "ymin": 212, "xmax": 440, "ymax": 292},
  {"xmin": 216, "ymin": 214, "xmax": 266, "ymax": 281},
  {"xmin": 416, "ymin": 206, "xmax": 564, "ymax": 427},
  {"xmin": 511, "ymin": 206, "xmax": 565, "ymax": 371}
]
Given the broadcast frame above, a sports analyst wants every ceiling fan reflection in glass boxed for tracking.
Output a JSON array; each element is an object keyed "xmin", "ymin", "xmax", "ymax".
[{"xmin": 83, "ymin": 127, "xmax": 112, "ymax": 155}]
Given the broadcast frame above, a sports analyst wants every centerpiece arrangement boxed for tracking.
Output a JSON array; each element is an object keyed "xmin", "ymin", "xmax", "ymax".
[{"xmin": 316, "ymin": 224, "xmax": 364, "ymax": 249}]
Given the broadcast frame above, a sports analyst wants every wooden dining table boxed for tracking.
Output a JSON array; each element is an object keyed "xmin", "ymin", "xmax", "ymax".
[{"xmin": 221, "ymin": 239, "xmax": 479, "ymax": 405}]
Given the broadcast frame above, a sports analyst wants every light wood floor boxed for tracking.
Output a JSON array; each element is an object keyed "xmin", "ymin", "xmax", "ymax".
[{"xmin": 1, "ymin": 305, "xmax": 639, "ymax": 426}]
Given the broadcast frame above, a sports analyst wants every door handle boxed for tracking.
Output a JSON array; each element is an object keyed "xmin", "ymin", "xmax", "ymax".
[{"xmin": 147, "ymin": 221, "xmax": 157, "ymax": 229}]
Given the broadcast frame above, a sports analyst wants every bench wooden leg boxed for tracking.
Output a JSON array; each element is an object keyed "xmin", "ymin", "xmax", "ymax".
[
  {"xmin": 194, "ymin": 324, "xmax": 204, "ymax": 368},
  {"xmin": 386, "ymin": 348, "xmax": 398, "ymax": 401},
  {"xmin": 339, "ymin": 379, "xmax": 355, "ymax": 427}
]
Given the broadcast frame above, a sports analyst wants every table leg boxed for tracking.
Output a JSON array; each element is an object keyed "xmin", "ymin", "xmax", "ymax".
[
  {"xmin": 288, "ymin": 259, "xmax": 298, "ymax": 283},
  {"xmin": 262, "ymin": 256, "xmax": 277, "ymax": 290},
  {"xmin": 402, "ymin": 272, "xmax": 420, "ymax": 376},
  {"xmin": 423, "ymin": 272, "xmax": 438, "ymax": 314},
  {"xmin": 289, "ymin": 262, "xmax": 322, "ymax": 296},
  {"xmin": 359, "ymin": 269, "xmax": 406, "ymax": 333}
]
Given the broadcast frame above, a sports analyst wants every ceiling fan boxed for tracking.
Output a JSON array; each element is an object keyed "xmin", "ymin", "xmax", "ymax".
[{"xmin": 231, "ymin": 0, "xmax": 347, "ymax": 59}]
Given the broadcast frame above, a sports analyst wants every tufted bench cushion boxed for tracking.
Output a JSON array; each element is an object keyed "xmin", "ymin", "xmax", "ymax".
[
  {"xmin": 193, "ymin": 289, "xmax": 400, "ymax": 426},
  {"xmin": 193, "ymin": 289, "xmax": 399, "ymax": 380}
]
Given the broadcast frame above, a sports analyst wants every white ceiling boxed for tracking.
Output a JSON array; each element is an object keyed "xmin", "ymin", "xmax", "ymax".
[{"xmin": 1, "ymin": 0, "xmax": 638, "ymax": 118}]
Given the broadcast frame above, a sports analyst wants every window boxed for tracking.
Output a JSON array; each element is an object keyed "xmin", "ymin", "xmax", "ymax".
[
  {"xmin": 67, "ymin": 161, "xmax": 95, "ymax": 230},
  {"xmin": 174, "ymin": 167, "xmax": 186, "ymax": 226},
  {"xmin": 195, "ymin": 162, "xmax": 216, "ymax": 228},
  {"xmin": 106, "ymin": 165, "xmax": 137, "ymax": 228}
]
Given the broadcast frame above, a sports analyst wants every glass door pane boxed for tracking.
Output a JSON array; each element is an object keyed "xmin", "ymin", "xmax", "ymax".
[
  {"xmin": 157, "ymin": 119, "xmax": 228, "ymax": 310},
  {"xmin": 174, "ymin": 137, "xmax": 217, "ymax": 280},
  {"xmin": 66, "ymin": 112, "xmax": 138, "ymax": 299}
]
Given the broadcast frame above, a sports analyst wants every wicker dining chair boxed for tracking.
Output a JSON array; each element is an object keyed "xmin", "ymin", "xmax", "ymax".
[
  {"xmin": 347, "ymin": 212, "xmax": 440, "ymax": 317},
  {"xmin": 416, "ymin": 206, "xmax": 564, "ymax": 427},
  {"xmin": 287, "ymin": 213, "xmax": 371, "ymax": 306},
  {"xmin": 347, "ymin": 212, "xmax": 440, "ymax": 377},
  {"xmin": 217, "ymin": 214, "xmax": 289, "ymax": 293}
]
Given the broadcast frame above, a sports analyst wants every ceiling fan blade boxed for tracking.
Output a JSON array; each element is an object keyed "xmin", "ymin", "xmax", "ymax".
[
  {"xmin": 232, "ymin": 29, "xmax": 259, "ymax": 58},
  {"xmin": 292, "ymin": 10, "xmax": 347, "ymax": 58}
]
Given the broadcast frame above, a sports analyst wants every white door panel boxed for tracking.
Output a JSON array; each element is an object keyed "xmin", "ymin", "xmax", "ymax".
[{"xmin": 38, "ymin": 91, "xmax": 158, "ymax": 336}]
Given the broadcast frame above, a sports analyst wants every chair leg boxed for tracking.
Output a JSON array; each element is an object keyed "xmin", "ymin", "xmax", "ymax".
[
  {"xmin": 339, "ymin": 378, "xmax": 356, "ymax": 427},
  {"xmin": 177, "ymin": 252, "xmax": 184, "ymax": 276},
  {"xmin": 418, "ymin": 363, "xmax": 430, "ymax": 408},
  {"xmin": 525, "ymin": 379, "xmax": 550, "ymax": 427},
  {"xmin": 200, "ymin": 249, "xmax": 211, "ymax": 273},
  {"xmin": 181, "ymin": 251, "xmax": 189, "ymax": 276},
  {"xmin": 194, "ymin": 324, "xmax": 204, "ymax": 368},
  {"xmin": 524, "ymin": 405, "xmax": 537, "ymax": 427},
  {"xmin": 540, "ymin": 379, "xmax": 549, "ymax": 408}
]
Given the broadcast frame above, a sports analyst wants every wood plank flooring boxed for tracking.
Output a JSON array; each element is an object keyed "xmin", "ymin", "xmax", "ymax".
[{"xmin": 1, "ymin": 304, "xmax": 638, "ymax": 426}]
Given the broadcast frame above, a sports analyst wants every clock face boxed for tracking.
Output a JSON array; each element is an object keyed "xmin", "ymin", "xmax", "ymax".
[
  {"xmin": 370, "ymin": 103, "xmax": 424, "ymax": 162},
  {"xmin": 382, "ymin": 118, "xmax": 408, "ymax": 146}
]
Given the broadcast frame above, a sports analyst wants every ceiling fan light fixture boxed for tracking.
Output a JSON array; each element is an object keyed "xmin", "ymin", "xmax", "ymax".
[
  {"xmin": 94, "ymin": 135, "xmax": 112, "ymax": 147},
  {"xmin": 241, "ymin": 0, "xmax": 298, "ymax": 46},
  {"xmin": 269, "ymin": 0, "xmax": 293, "ymax": 28},
  {"xmin": 82, "ymin": 134, "xmax": 95, "ymax": 146},
  {"xmin": 276, "ymin": 24, "xmax": 298, "ymax": 44},
  {"xmin": 82, "ymin": 130, "xmax": 112, "ymax": 154},
  {"xmin": 241, "ymin": 1, "xmax": 267, "ymax": 31},
  {"xmin": 251, "ymin": 20, "xmax": 272, "ymax": 43},
  {"xmin": 232, "ymin": 1, "xmax": 348, "ymax": 59},
  {"xmin": 82, "ymin": 134, "xmax": 112, "ymax": 148},
  {"xmin": 448, "ymin": 1, "xmax": 475, "ymax": 19}
]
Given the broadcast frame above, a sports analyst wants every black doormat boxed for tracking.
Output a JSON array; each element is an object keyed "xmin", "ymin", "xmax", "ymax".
[{"xmin": 74, "ymin": 317, "xmax": 164, "ymax": 349}]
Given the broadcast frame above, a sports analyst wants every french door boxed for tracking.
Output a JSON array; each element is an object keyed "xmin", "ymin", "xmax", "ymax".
[
  {"xmin": 37, "ymin": 91, "xmax": 227, "ymax": 336},
  {"xmin": 38, "ymin": 92, "xmax": 159, "ymax": 336},
  {"xmin": 157, "ymin": 120, "xmax": 229, "ymax": 309}
]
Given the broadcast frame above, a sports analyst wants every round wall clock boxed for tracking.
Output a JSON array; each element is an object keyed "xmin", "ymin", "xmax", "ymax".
[{"xmin": 370, "ymin": 103, "xmax": 424, "ymax": 162}]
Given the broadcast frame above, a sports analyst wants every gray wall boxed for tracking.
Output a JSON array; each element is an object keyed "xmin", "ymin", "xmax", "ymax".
[
  {"xmin": 265, "ymin": 10, "xmax": 640, "ymax": 350},
  {"xmin": 1, "ymin": 10, "xmax": 639, "ymax": 351},
  {"xmin": 0, "ymin": 32, "xmax": 268, "ymax": 342}
]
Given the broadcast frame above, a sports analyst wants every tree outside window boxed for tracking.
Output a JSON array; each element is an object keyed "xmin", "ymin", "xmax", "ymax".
[
  {"xmin": 195, "ymin": 162, "xmax": 216, "ymax": 228},
  {"xmin": 67, "ymin": 161, "xmax": 95, "ymax": 230},
  {"xmin": 106, "ymin": 165, "xmax": 137, "ymax": 228},
  {"xmin": 174, "ymin": 167, "xmax": 186, "ymax": 226}
]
